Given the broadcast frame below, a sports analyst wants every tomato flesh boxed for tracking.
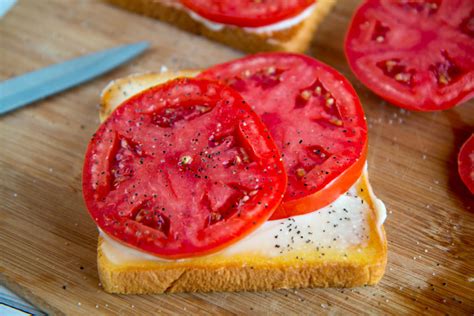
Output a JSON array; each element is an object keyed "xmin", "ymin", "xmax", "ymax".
[
  {"xmin": 199, "ymin": 53, "xmax": 367, "ymax": 220},
  {"xmin": 345, "ymin": 0, "xmax": 474, "ymax": 111},
  {"xmin": 179, "ymin": 0, "xmax": 314, "ymax": 28},
  {"xmin": 458, "ymin": 134, "xmax": 474, "ymax": 194},
  {"xmin": 82, "ymin": 78, "xmax": 286, "ymax": 259}
]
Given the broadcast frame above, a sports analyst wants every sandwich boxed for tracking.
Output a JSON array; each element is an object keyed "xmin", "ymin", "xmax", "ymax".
[
  {"xmin": 105, "ymin": 0, "xmax": 337, "ymax": 53},
  {"xmin": 83, "ymin": 53, "xmax": 388, "ymax": 294}
]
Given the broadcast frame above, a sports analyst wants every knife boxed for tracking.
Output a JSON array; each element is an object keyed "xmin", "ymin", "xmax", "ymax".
[{"xmin": 0, "ymin": 41, "xmax": 149, "ymax": 115}]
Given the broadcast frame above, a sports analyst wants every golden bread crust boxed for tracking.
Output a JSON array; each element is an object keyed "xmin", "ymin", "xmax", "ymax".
[
  {"xmin": 98, "ymin": 235, "xmax": 386, "ymax": 294},
  {"xmin": 104, "ymin": 0, "xmax": 337, "ymax": 53}
]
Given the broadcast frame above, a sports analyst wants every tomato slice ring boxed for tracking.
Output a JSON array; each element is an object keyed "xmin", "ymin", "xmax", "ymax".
[
  {"xmin": 199, "ymin": 53, "xmax": 368, "ymax": 220},
  {"xmin": 83, "ymin": 78, "xmax": 287, "ymax": 259},
  {"xmin": 458, "ymin": 134, "xmax": 474, "ymax": 194},
  {"xmin": 179, "ymin": 0, "xmax": 314, "ymax": 28},
  {"xmin": 345, "ymin": 0, "xmax": 474, "ymax": 111}
]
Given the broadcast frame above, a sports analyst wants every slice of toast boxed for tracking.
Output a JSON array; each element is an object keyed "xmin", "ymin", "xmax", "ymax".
[
  {"xmin": 104, "ymin": 0, "xmax": 337, "ymax": 53},
  {"xmin": 96, "ymin": 71, "xmax": 387, "ymax": 294}
]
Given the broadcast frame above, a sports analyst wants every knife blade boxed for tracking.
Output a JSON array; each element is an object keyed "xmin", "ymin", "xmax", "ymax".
[{"xmin": 0, "ymin": 41, "xmax": 149, "ymax": 115}]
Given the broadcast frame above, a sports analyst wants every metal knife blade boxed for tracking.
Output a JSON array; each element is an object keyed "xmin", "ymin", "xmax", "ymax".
[{"xmin": 0, "ymin": 41, "xmax": 149, "ymax": 115}]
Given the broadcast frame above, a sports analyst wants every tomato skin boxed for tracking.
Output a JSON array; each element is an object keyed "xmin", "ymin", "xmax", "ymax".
[
  {"xmin": 345, "ymin": 0, "xmax": 474, "ymax": 111},
  {"xmin": 199, "ymin": 53, "xmax": 368, "ymax": 220},
  {"xmin": 179, "ymin": 0, "xmax": 314, "ymax": 28},
  {"xmin": 270, "ymin": 142, "xmax": 367, "ymax": 220},
  {"xmin": 458, "ymin": 134, "xmax": 474, "ymax": 194},
  {"xmin": 82, "ymin": 78, "xmax": 287, "ymax": 259}
]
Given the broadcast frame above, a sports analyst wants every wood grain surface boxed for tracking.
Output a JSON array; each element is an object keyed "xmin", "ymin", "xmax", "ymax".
[{"xmin": 0, "ymin": 0, "xmax": 473, "ymax": 315}]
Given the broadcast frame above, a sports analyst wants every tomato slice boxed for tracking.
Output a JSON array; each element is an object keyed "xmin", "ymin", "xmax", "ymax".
[
  {"xmin": 345, "ymin": 0, "xmax": 474, "ymax": 111},
  {"xmin": 199, "ymin": 53, "xmax": 368, "ymax": 220},
  {"xmin": 458, "ymin": 134, "xmax": 474, "ymax": 194},
  {"xmin": 179, "ymin": 0, "xmax": 314, "ymax": 28},
  {"xmin": 82, "ymin": 78, "xmax": 287, "ymax": 259}
]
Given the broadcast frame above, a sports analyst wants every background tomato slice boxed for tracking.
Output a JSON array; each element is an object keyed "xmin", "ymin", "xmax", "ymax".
[
  {"xmin": 345, "ymin": 0, "xmax": 474, "ymax": 111},
  {"xmin": 458, "ymin": 134, "xmax": 474, "ymax": 194},
  {"xmin": 82, "ymin": 78, "xmax": 287, "ymax": 259},
  {"xmin": 179, "ymin": 0, "xmax": 314, "ymax": 27},
  {"xmin": 199, "ymin": 53, "xmax": 368, "ymax": 220}
]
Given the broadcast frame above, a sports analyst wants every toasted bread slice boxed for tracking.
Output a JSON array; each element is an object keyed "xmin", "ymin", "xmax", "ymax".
[
  {"xmin": 97, "ymin": 71, "xmax": 387, "ymax": 294},
  {"xmin": 104, "ymin": 0, "xmax": 337, "ymax": 53}
]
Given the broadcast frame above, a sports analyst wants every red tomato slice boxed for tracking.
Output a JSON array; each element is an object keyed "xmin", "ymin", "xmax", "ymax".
[
  {"xmin": 179, "ymin": 0, "xmax": 314, "ymax": 28},
  {"xmin": 82, "ymin": 78, "xmax": 287, "ymax": 259},
  {"xmin": 199, "ymin": 53, "xmax": 368, "ymax": 220},
  {"xmin": 458, "ymin": 134, "xmax": 474, "ymax": 194},
  {"xmin": 345, "ymin": 0, "xmax": 474, "ymax": 111}
]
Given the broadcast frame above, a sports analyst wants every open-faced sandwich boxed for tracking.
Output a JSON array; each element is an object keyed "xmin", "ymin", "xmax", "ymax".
[
  {"xmin": 82, "ymin": 53, "xmax": 387, "ymax": 294},
  {"xmin": 105, "ymin": 0, "xmax": 337, "ymax": 53}
]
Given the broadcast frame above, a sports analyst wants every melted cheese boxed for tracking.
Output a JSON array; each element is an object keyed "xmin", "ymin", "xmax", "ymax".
[{"xmin": 100, "ymin": 168, "xmax": 387, "ymax": 264}]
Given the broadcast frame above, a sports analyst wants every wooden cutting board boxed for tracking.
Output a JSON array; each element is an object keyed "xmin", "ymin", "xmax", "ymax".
[{"xmin": 1, "ymin": 0, "xmax": 473, "ymax": 314}]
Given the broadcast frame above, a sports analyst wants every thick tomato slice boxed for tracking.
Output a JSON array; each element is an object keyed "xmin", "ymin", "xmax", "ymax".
[
  {"xmin": 458, "ymin": 134, "xmax": 474, "ymax": 194},
  {"xmin": 199, "ymin": 53, "xmax": 368, "ymax": 220},
  {"xmin": 82, "ymin": 78, "xmax": 286, "ymax": 259},
  {"xmin": 345, "ymin": 0, "xmax": 474, "ymax": 111},
  {"xmin": 179, "ymin": 0, "xmax": 314, "ymax": 28}
]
